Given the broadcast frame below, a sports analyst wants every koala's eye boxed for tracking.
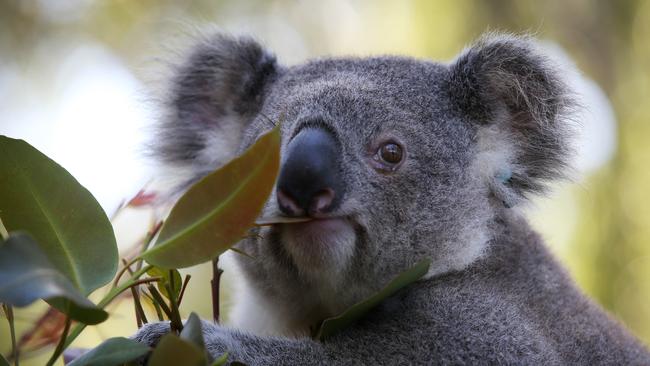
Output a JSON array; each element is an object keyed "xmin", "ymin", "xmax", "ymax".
[
  {"xmin": 368, "ymin": 138, "xmax": 406, "ymax": 173},
  {"xmin": 379, "ymin": 142, "xmax": 403, "ymax": 164}
]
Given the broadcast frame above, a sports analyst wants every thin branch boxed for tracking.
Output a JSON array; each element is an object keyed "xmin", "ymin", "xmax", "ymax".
[
  {"xmin": 151, "ymin": 298, "xmax": 164, "ymax": 321},
  {"xmin": 147, "ymin": 285, "xmax": 174, "ymax": 322},
  {"xmin": 136, "ymin": 220, "xmax": 163, "ymax": 272},
  {"xmin": 127, "ymin": 277, "xmax": 162, "ymax": 289},
  {"xmin": 165, "ymin": 282, "xmax": 183, "ymax": 334},
  {"xmin": 121, "ymin": 258, "xmax": 148, "ymax": 327},
  {"xmin": 109, "ymin": 199, "xmax": 126, "ymax": 221},
  {"xmin": 130, "ymin": 286, "xmax": 148, "ymax": 327},
  {"xmin": 177, "ymin": 275, "xmax": 192, "ymax": 306},
  {"xmin": 113, "ymin": 256, "xmax": 140, "ymax": 287},
  {"xmin": 63, "ymin": 265, "xmax": 153, "ymax": 349},
  {"xmin": 45, "ymin": 316, "xmax": 71, "ymax": 366},
  {"xmin": 211, "ymin": 257, "xmax": 224, "ymax": 324},
  {"xmin": 113, "ymin": 222, "xmax": 164, "ymax": 287},
  {"xmin": 141, "ymin": 291, "xmax": 164, "ymax": 321},
  {"xmin": 132, "ymin": 287, "xmax": 142, "ymax": 328}
]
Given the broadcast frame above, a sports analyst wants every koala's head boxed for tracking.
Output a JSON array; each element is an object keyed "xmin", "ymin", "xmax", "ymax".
[{"xmin": 155, "ymin": 33, "xmax": 574, "ymax": 317}]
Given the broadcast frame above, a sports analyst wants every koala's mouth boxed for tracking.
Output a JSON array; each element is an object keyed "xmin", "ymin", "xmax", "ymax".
[
  {"xmin": 286, "ymin": 217, "xmax": 349, "ymax": 234},
  {"xmin": 273, "ymin": 216, "xmax": 358, "ymax": 272}
]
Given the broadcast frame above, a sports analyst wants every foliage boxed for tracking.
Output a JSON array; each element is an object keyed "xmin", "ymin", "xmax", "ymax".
[
  {"xmin": 0, "ymin": 127, "xmax": 280, "ymax": 365},
  {"xmin": 0, "ymin": 233, "xmax": 107, "ymax": 325},
  {"xmin": 313, "ymin": 259, "xmax": 430, "ymax": 340},
  {"xmin": 66, "ymin": 337, "xmax": 150, "ymax": 366},
  {"xmin": 0, "ymin": 123, "xmax": 428, "ymax": 364},
  {"xmin": 0, "ymin": 136, "xmax": 118, "ymax": 296}
]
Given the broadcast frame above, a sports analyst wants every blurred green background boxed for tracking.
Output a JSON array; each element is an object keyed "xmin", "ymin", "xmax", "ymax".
[{"xmin": 1, "ymin": 0, "xmax": 649, "ymax": 364}]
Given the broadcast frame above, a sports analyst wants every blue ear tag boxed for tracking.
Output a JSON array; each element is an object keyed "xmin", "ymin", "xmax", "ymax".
[{"xmin": 496, "ymin": 168, "xmax": 512, "ymax": 184}]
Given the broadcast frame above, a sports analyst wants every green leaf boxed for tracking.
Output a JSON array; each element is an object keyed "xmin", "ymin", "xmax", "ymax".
[
  {"xmin": 180, "ymin": 313, "xmax": 214, "ymax": 364},
  {"xmin": 211, "ymin": 352, "xmax": 229, "ymax": 366},
  {"xmin": 313, "ymin": 258, "xmax": 431, "ymax": 340},
  {"xmin": 142, "ymin": 126, "xmax": 281, "ymax": 269},
  {"xmin": 0, "ymin": 353, "xmax": 9, "ymax": 366},
  {"xmin": 67, "ymin": 337, "xmax": 150, "ymax": 366},
  {"xmin": 0, "ymin": 233, "xmax": 108, "ymax": 324},
  {"xmin": 146, "ymin": 267, "xmax": 182, "ymax": 301},
  {"xmin": 180, "ymin": 312, "xmax": 205, "ymax": 350},
  {"xmin": 0, "ymin": 136, "xmax": 118, "ymax": 295},
  {"xmin": 148, "ymin": 333, "xmax": 206, "ymax": 366}
]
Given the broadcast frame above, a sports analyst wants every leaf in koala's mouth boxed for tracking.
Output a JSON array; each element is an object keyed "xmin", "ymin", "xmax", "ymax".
[
  {"xmin": 312, "ymin": 258, "xmax": 431, "ymax": 340},
  {"xmin": 254, "ymin": 216, "xmax": 313, "ymax": 226}
]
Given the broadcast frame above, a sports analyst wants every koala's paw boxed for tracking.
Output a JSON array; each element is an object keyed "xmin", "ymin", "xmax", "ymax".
[
  {"xmin": 131, "ymin": 321, "xmax": 173, "ymax": 348},
  {"xmin": 130, "ymin": 320, "xmax": 236, "ymax": 364},
  {"xmin": 199, "ymin": 320, "xmax": 238, "ymax": 360}
]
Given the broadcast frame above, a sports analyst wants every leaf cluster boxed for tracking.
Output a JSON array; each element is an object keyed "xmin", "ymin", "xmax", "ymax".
[{"xmin": 0, "ymin": 124, "xmax": 429, "ymax": 365}]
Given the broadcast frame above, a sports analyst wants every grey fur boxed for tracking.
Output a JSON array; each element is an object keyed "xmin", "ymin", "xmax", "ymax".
[{"xmin": 134, "ymin": 33, "xmax": 650, "ymax": 364}]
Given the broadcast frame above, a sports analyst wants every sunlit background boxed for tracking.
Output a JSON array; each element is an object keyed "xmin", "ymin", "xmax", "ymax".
[{"xmin": 1, "ymin": 0, "xmax": 649, "ymax": 364}]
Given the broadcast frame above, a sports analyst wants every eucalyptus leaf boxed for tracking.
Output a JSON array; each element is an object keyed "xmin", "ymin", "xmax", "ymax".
[
  {"xmin": 180, "ymin": 312, "xmax": 217, "ymax": 364},
  {"xmin": 211, "ymin": 352, "xmax": 229, "ymax": 366},
  {"xmin": 148, "ymin": 333, "xmax": 206, "ymax": 366},
  {"xmin": 67, "ymin": 337, "xmax": 150, "ymax": 366},
  {"xmin": 180, "ymin": 312, "xmax": 206, "ymax": 351},
  {"xmin": 0, "ymin": 233, "xmax": 108, "ymax": 324},
  {"xmin": 146, "ymin": 267, "xmax": 182, "ymax": 301},
  {"xmin": 0, "ymin": 136, "xmax": 118, "ymax": 295},
  {"xmin": 314, "ymin": 258, "xmax": 431, "ymax": 340},
  {"xmin": 142, "ymin": 126, "xmax": 281, "ymax": 269}
]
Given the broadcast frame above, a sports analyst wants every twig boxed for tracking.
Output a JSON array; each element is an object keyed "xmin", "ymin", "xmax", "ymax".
[
  {"xmin": 45, "ymin": 316, "xmax": 71, "ymax": 366},
  {"xmin": 132, "ymin": 286, "xmax": 142, "ymax": 328},
  {"xmin": 113, "ymin": 221, "xmax": 164, "ymax": 287},
  {"xmin": 165, "ymin": 282, "xmax": 183, "ymax": 333},
  {"xmin": 121, "ymin": 258, "xmax": 135, "ymax": 276},
  {"xmin": 127, "ymin": 277, "xmax": 162, "ymax": 289},
  {"xmin": 177, "ymin": 275, "xmax": 192, "ymax": 306},
  {"xmin": 136, "ymin": 221, "xmax": 163, "ymax": 272},
  {"xmin": 211, "ymin": 257, "xmax": 224, "ymax": 323},
  {"xmin": 109, "ymin": 199, "xmax": 126, "ymax": 221},
  {"xmin": 141, "ymin": 291, "xmax": 164, "ymax": 321},
  {"xmin": 113, "ymin": 256, "xmax": 141, "ymax": 287},
  {"xmin": 121, "ymin": 258, "xmax": 148, "ymax": 327},
  {"xmin": 63, "ymin": 265, "xmax": 153, "ymax": 349},
  {"xmin": 147, "ymin": 285, "xmax": 174, "ymax": 323},
  {"xmin": 130, "ymin": 286, "xmax": 148, "ymax": 328}
]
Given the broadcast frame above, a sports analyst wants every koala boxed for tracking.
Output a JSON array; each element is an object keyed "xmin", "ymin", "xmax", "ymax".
[{"xmin": 134, "ymin": 32, "xmax": 650, "ymax": 364}]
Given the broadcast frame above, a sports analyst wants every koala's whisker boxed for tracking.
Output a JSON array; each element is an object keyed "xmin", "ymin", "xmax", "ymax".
[{"xmin": 258, "ymin": 111, "xmax": 277, "ymax": 128}]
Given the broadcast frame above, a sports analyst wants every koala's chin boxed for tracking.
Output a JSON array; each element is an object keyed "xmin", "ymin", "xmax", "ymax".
[{"xmin": 279, "ymin": 218, "xmax": 356, "ymax": 278}]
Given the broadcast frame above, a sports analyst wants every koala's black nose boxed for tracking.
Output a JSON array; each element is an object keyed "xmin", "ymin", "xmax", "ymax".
[{"xmin": 277, "ymin": 127, "xmax": 344, "ymax": 217}]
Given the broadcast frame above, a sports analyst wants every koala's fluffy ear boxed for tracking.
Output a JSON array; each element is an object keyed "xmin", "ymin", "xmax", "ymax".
[
  {"xmin": 154, "ymin": 34, "xmax": 279, "ymax": 175},
  {"xmin": 448, "ymin": 33, "xmax": 576, "ymax": 205}
]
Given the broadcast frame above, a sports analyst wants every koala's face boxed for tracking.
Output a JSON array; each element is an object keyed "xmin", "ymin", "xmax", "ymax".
[
  {"xmin": 157, "ymin": 34, "xmax": 572, "ymax": 315},
  {"xmin": 240, "ymin": 60, "xmax": 487, "ymax": 291}
]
